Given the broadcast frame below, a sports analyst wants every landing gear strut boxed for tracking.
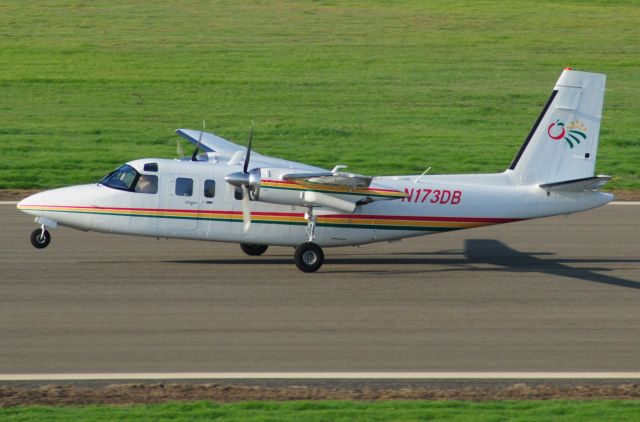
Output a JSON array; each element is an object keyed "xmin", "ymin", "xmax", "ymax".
[
  {"xmin": 240, "ymin": 243, "xmax": 269, "ymax": 256},
  {"xmin": 30, "ymin": 226, "xmax": 51, "ymax": 249},
  {"xmin": 304, "ymin": 212, "xmax": 317, "ymax": 243},
  {"xmin": 294, "ymin": 207, "xmax": 324, "ymax": 272},
  {"xmin": 294, "ymin": 242, "xmax": 324, "ymax": 273}
]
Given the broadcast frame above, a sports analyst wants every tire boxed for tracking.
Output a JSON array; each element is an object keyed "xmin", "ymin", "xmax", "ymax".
[
  {"xmin": 294, "ymin": 242, "xmax": 324, "ymax": 273},
  {"xmin": 240, "ymin": 243, "xmax": 269, "ymax": 256},
  {"xmin": 30, "ymin": 228, "xmax": 51, "ymax": 249}
]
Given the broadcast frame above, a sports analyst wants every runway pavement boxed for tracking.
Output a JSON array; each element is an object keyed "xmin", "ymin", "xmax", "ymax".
[{"xmin": 0, "ymin": 204, "xmax": 639, "ymax": 375}]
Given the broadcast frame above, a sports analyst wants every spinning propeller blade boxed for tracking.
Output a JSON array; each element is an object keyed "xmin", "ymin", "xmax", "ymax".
[
  {"xmin": 243, "ymin": 123, "xmax": 254, "ymax": 173},
  {"xmin": 241, "ymin": 185, "xmax": 251, "ymax": 232},
  {"xmin": 191, "ymin": 120, "xmax": 206, "ymax": 161},
  {"xmin": 176, "ymin": 140, "xmax": 185, "ymax": 158},
  {"xmin": 240, "ymin": 123, "xmax": 255, "ymax": 231},
  {"xmin": 223, "ymin": 123, "xmax": 257, "ymax": 232}
]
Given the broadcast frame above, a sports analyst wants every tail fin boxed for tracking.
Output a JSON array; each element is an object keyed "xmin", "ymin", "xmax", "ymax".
[{"xmin": 508, "ymin": 69, "xmax": 606, "ymax": 186}]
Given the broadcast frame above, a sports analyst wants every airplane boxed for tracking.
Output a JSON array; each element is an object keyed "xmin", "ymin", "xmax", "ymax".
[{"xmin": 17, "ymin": 69, "xmax": 612, "ymax": 272}]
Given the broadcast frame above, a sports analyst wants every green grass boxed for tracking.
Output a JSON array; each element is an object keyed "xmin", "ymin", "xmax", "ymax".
[
  {"xmin": 2, "ymin": 400, "xmax": 640, "ymax": 421},
  {"xmin": 1, "ymin": 1, "xmax": 639, "ymax": 189}
]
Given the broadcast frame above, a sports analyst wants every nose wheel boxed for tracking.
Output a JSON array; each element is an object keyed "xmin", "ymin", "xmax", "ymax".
[
  {"xmin": 30, "ymin": 227, "xmax": 51, "ymax": 249},
  {"xmin": 294, "ymin": 242, "xmax": 324, "ymax": 273}
]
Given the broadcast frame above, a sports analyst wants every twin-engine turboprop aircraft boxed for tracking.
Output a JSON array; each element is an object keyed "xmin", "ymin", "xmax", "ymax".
[{"xmin": 18, "ymin": 69, "xmax": 612, "ymax": 272}]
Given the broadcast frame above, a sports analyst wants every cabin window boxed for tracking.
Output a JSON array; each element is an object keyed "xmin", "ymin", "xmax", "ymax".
[
  {"xmin": 144, "ymin": 163, "xmax": 158, "ymax": 172},
  {"xmin": 204, "ymin": 179, "xmax": 215, "ymax": 198},
  {"xmin": 100, "ymin": 164, "xmax": 139, "ymax": 191},
  {"xmin": 234, "ymin": 187, "xmax": 243, "ymax": 200},
  {"xmin": 175, "ymin": 177, "xmax": 193, "ymax": 196},
  {"xmin": 134, "ymin": 174, "xmax": 158, "ymax": 194}
]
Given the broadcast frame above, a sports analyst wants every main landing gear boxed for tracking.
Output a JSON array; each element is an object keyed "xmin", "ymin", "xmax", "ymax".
[
  {"xmin": 240, "ymin": 243, "xmax": 269, "ymax": 256},
  {"xmin": 293, "ymin": 207, "xmax": 324, "ymax": 273},
  {"xmin": 239, "ymin": 207, "xmax": 326, "ymax": 273},
  {"xmin": 294, "ymin": 242, "xmax": 324, "ymax": 273},
  {"xmin": 30, "ymin": 226, "xmax": 51, "ymax": 249}
]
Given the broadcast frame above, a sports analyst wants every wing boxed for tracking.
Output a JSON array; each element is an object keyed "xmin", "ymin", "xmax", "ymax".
[
  {"xmin": 176, "ymin": 129, "xmax": 327, "ymax": 172},
  {"xmin": 176, "ymin": 129, "xmax": 246, "ymax": 155},
  {"xmin": 280, "ymin": 172, "xmax": 406, "ymax": 203},
  {"xmin": 177, "ymin": 129, "xmax": 405, "ymax": 212}
]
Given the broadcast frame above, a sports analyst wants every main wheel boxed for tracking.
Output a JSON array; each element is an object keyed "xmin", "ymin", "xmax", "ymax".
[
  {"xmin": 30, "ymin": 228, "xmax": 51, "ymax": 249},
  {"xmin": 294, "ymin": 242, "xmax": 324, "ymax": 273},
  {"xmin": 240, "ymin": 243, "xmax": 269, "ymax": 256}
]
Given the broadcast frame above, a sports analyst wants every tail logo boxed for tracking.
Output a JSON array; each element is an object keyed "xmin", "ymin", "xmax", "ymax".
[{"xmin": 547, "ymin": 120, "xmax": 587, "ymax": 148}]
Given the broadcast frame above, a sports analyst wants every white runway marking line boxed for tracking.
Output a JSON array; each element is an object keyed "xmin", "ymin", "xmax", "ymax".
[{"xmin": 2, "ymin": 372, "xmax": 640, "ymax": 381}]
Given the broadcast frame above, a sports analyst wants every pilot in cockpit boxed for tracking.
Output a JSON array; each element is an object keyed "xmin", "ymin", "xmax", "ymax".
[{"xmin": 135, "ymin": 174, "xmax": 157, "ymax": 194}]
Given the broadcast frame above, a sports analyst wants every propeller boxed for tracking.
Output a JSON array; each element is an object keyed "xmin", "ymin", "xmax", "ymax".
[
  {"xmin": 224, "ymin": 123, "xmax": 255, "ymax": 232},
  {"xmin": 176, "ymin": 140, "xmax": 185, "ymax": 158},
  {"xmin": 244, "ymin": 124, "xmax": 253, "ymax": 173},
  {"xmin": 241, "ymin": 185, "xmax": 251, "ymax": 232},
  {"xmin": 191, "ymin": 120, "xmax": 206, "ymax": 161}
]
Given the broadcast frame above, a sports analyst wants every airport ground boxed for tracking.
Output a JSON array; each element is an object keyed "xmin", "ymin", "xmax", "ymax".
[
  {"xmin": 1, "ymin": 202, "xmax": 639, "ymax": 403},
  {"xmin": 2, "ymin": 203, "xmax": 640, "ymax": 373}
]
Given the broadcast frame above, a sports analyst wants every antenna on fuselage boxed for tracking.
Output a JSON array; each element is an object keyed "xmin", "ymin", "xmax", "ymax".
[
  {"xmin": 414, "ymin": 167, "xmax": 431, "ymax": 183},
  {"xmin": 190, "ymin": 120, "xmax": 206, "ymax": 161}
]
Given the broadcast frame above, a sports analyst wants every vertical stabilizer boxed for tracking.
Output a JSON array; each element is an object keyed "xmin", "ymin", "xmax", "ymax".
[{"xmin": 508, "ymin": 69, "xmax": 606, "ymax": 185}]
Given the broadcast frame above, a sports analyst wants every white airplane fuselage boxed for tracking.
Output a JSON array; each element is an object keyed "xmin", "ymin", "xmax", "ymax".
[{"xmin": 17, "ymin": 157, "xmax": 612, "ymax": 248}]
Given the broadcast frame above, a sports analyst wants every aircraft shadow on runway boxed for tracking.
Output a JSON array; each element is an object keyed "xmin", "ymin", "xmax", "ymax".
[
  {"xmin": 460, "ymin": 239, "xmax": 640, "ymax": 290},
  {"xmin": 169, "ymin": 239, "xmax": 640, "ymax": 289}
]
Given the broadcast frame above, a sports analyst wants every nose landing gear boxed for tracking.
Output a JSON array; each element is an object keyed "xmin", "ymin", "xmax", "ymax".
[{"xmin": 30, "ymin": 226, "xmax": 51, "ymax": 249}]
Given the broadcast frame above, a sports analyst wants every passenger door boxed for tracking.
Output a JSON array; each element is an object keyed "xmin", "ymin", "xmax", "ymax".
[
  {"xmin": 199, "ymin": 178, "xmax": 230, "ymax": 237},
  {"xmin": 161, "ymin": 175, "xmax": 199, "ymax": 234}
]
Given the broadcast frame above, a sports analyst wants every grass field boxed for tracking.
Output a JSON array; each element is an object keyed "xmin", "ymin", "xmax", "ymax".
[
  {"xmin": 3, "ymin": 400, "xmax": 640, "ymax": 421},
  {"xmin": 1, "ymin": 0, "xmax": 639, "ymax": 190}
]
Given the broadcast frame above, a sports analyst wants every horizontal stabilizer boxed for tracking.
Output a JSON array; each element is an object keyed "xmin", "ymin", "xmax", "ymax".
[{"xmin": 539, "ymin": 175, "xmax": 611, "ymax": 192}]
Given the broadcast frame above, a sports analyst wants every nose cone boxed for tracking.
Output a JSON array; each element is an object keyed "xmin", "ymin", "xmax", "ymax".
[
  {"xmin": 16, "ymin": 184, "xmax": 98, "ymax": 217},
  {"xmin": 17, "ymin": 184, "xmax": 101, "ymax": 230},
  {"xmin": 17, "ymin": 191, "xmax": 50, "ymax": 217}
]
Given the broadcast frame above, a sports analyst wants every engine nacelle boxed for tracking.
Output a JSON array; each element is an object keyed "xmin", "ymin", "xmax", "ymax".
[
  {"xmin": 227, "ymin": 167, "xmax": 391, "ymax": 213},
  {"xmin": 255, "ymin": 187, "xmax": 357, "ymax": 213},
  {"xmin": 250, "ymin": 168, "xmax": 358, "ymax": 213}
]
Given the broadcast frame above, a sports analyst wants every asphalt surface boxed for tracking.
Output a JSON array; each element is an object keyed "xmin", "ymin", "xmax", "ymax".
[{"xmin": 1, "ymin": 204, "xmax": 639, "ymax": 374}]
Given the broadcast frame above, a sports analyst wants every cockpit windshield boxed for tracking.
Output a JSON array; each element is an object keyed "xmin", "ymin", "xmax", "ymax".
[{"xmin": 99, "ymin": 164, "xmax": 139, "ymax": 191}]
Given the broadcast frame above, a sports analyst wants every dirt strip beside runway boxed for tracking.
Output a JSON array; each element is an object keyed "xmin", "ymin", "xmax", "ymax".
[{"xmin": 2, "ymin": 381, "xmax": 640, "ymax": 406}]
